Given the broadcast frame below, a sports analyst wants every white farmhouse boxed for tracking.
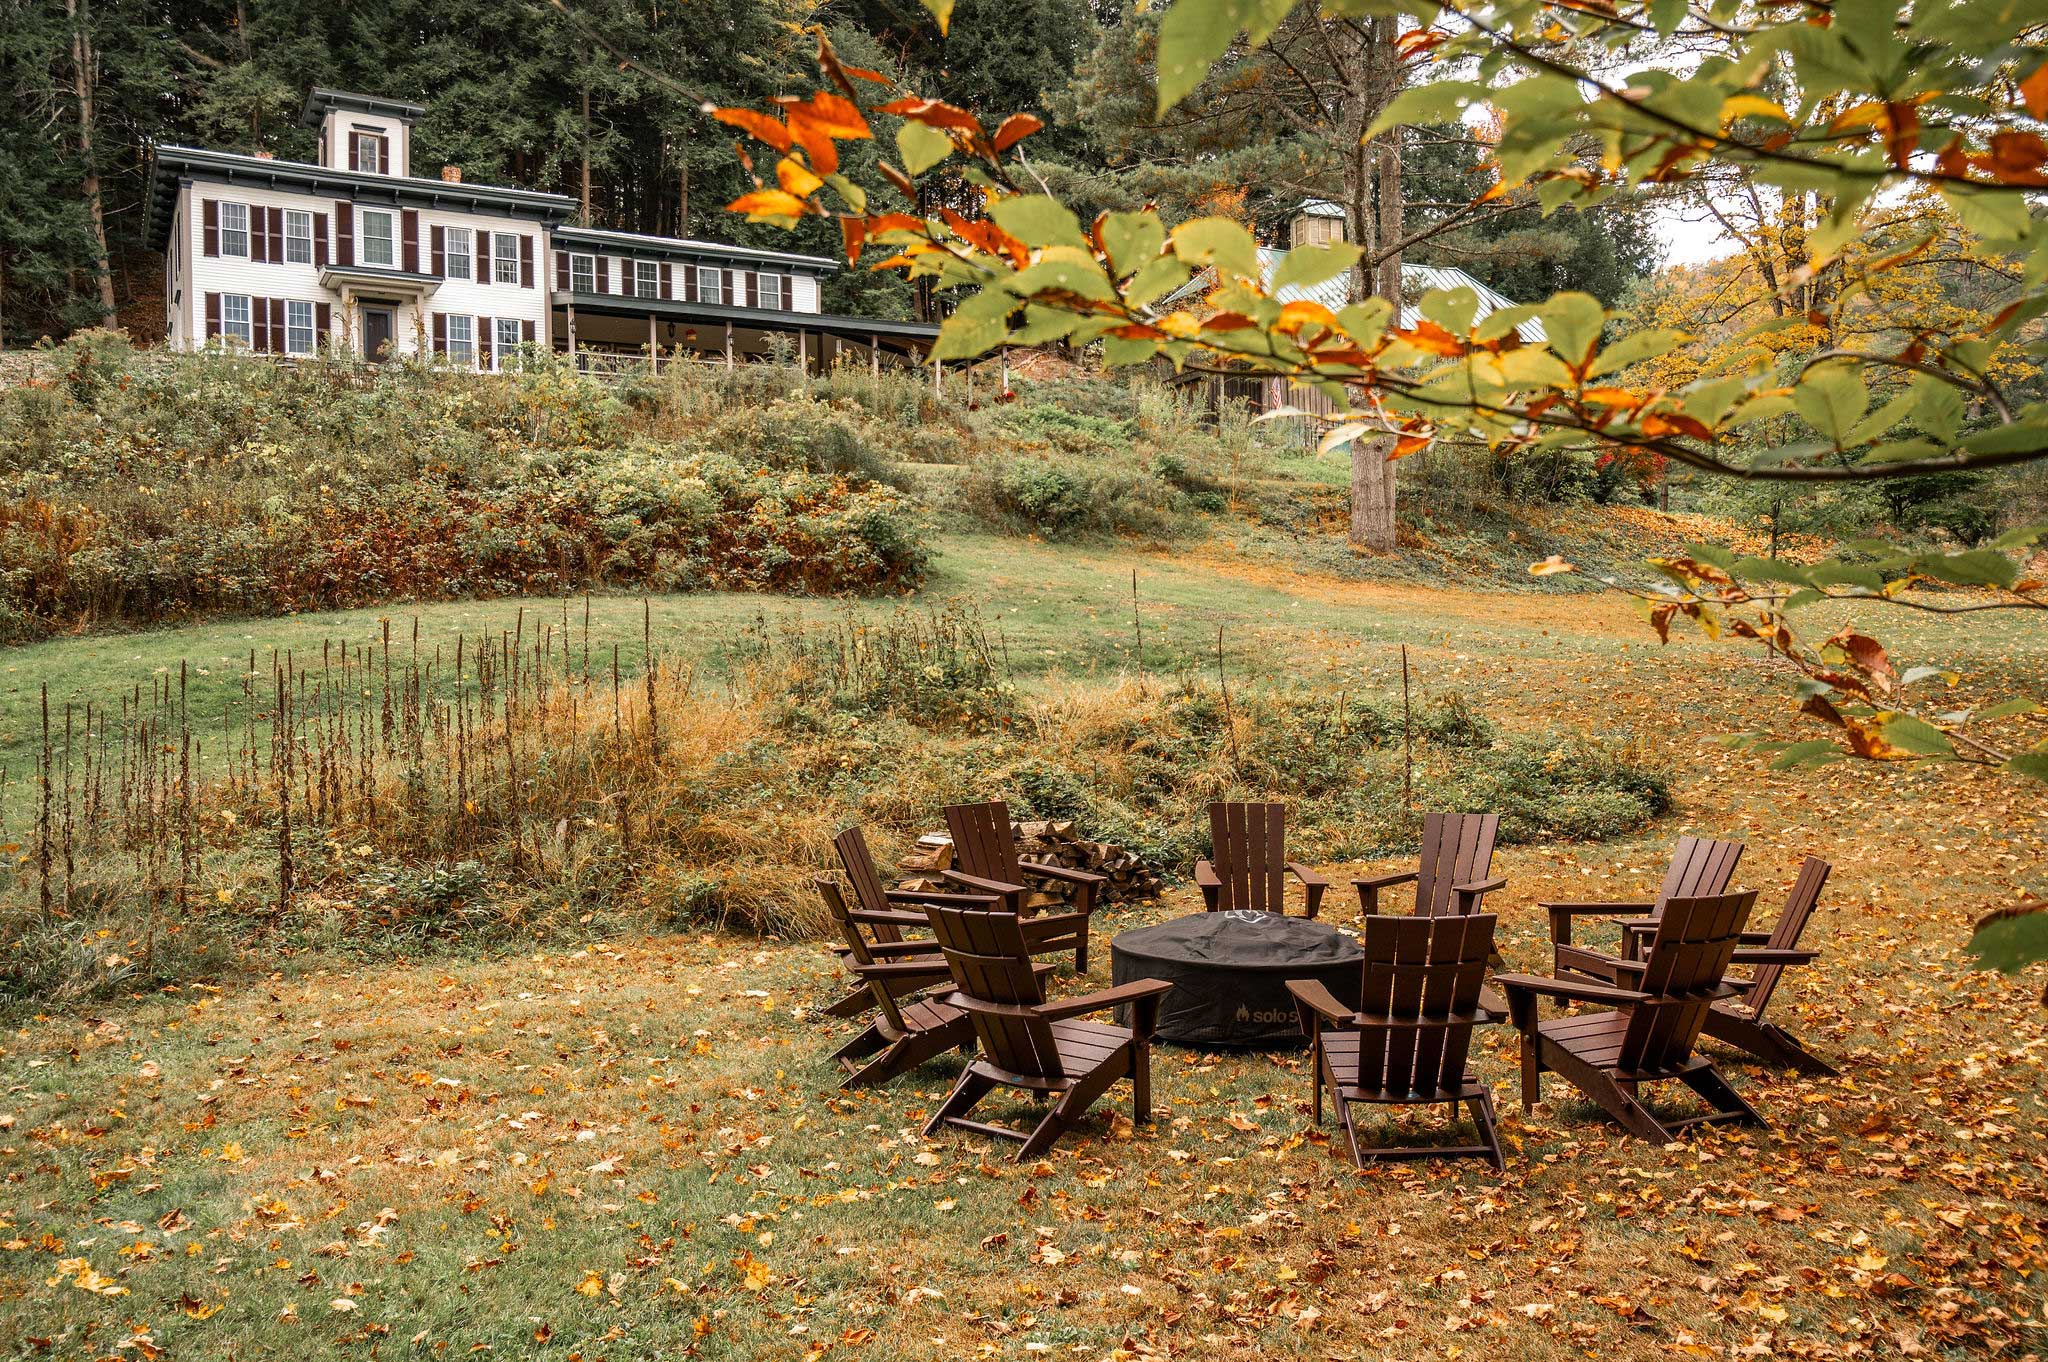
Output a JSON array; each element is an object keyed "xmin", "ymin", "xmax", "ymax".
[{"xmin": 147, "ymin": 89, "xmax": 939, "ymax": 370}]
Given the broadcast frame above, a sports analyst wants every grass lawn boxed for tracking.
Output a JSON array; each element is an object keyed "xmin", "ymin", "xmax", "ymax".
[{"xmin": 2, "ymin": 529, "xmax": 2045, "ymax": 1360}]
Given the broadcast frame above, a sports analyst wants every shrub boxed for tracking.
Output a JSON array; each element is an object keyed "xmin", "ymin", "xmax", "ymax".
[{"xmin": 958, "ymin": 450, "xmax": 1187, "ymax": 540}]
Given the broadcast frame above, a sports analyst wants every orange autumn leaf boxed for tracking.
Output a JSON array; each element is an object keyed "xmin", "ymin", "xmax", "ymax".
[
  {"xmin": 877, "ymin": 97, "xmax": 983, "ymax": 135},
  {"xmin": 1406, "ymin": 319, "xmax": 1464, "ymax": 355},
  {"xmin": 706, "ymin": 106, "xmax": 792, "ymax": 153},
  {"xmin": 2021, "ymin": 60, "xmax": 2048, "ymax": 120},
  {"xmin": 728, "ymin": 189, "xmax": 812, "ymax": 221},
  {"xmin": 776, "ymin": 157, "xmax": 824, "ymax": 200},
  {"xmin": 1275, "ymin": 300, "xmax": 1341, "ymax": 334},
  {"xmin": 772, "ymin": 91, "xmax": 871, "ymax": 175},
  {"xmin": 992, "ymin": 113, "xmax": 1045, "ymax": 153}
]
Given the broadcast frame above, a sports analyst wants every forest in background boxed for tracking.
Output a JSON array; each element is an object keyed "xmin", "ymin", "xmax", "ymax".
[{"xmin": 0, "ymin": 0, "xmax": 1655, "ymax": 343}]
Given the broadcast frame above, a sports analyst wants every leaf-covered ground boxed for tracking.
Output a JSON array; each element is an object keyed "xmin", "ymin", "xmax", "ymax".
[{"xmin": 2, "ymin": 532, "xmax": 2044, "ymax": 1360}]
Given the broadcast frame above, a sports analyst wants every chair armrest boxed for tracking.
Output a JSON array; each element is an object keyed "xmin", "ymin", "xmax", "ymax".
[
  {"xmin": 1736, "ymin": 931, "xmax": 1773, "ymax": 944},
  {"xmin": 863, "ymin": 939, "xmax": 942, "ymax": 958},
  {"xmin": 848, "ymin": 960, "xmax": 954, "ymax": 981},
  {"xmin": 1020, "ymin": 909, "xmax": 1090, "ymax": 932},
  {"xmin": 1034, "ymin": 978, "xmax": 1172, "ymax": 1023},
  {"xmin": 1284, "ymin": 978, "xmax": 1358, "ymax": 1030},
  {"xmin": 883, "ymin": 889, "xmax": 1000, "ymax": 908},
  {"xmin": 1353, "ymin": 870, "xmax": 1418, "ymax": 891},
  {"xmin": 1286, "ymin": 862, "xmax": 1330, "ymax": 888},
  {"xmin": 1022, "ymin": 859, "xmax": 1107, "ymax": 887},
  {"xmin": 1494, "ymin": 972, "xmax": 1652, "ymax": 1007},
  {"xmin": 1193, "ymin": 860, "xmax": 1221, "ymax": 889},
  {"xmin": 1452, "ymin": 876, "xmax": 1507, "ymax": 898},
  {"xmin": 941, "ymin": 868, "xmax": 1026, "ymax": 901},
  {"xmin": 1538, "ymin": 900, "xmax": 1655, "ymax": 916},
  {"xmin": 1729, "ymin": 948, "xmax": 1820, "ymax": 966},
  {"xmin": 849, "ymin": 907, "xmax": 935, "ymax": 929}
]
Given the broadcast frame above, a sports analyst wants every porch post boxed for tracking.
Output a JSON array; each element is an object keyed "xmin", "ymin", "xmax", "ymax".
[
  {"xmin": 724, "ymin": 320, "xmax": 734, "ymax": 369},
  {"xmin": 566, "ymin": 303, "xmax": 577, "ymax": 366},
  {"xmin": 870, "ymin": 332, "xmax": 879, "ymax": 377},
  {"xmin": 932, "ymin": 357, "xmax": 941, "ymax": 399},
  {"xmin": 1000, "ymin": 345, "xmax": 1008, "ymax": 393},
  {"xmin": 798, "ymin": 328, "xmax": 807, "ymax": 374},
  {"xmin": 648, "ymin": 313, "xmax": 658, "ymax": 373}
]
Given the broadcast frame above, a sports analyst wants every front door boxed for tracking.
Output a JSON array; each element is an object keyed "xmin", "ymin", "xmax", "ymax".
[{"xmin": 361, "ymin": 307, "xmax": 395, "ymax": 362}]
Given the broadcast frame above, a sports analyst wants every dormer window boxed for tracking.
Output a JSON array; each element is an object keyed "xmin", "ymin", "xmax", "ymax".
[{"xmin": 354, "ymin": 131, "xmax": 383, "ymax": 174}]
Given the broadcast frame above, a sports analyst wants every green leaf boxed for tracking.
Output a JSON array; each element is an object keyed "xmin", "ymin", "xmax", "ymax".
[
  {"xmin": 932, "ymin": 307, "xmax": 1010, "ymax": 362},
  {"xmin": 1879, "ymin": 714, "xmax": 1954, "ymax": 757},
  {"xmin": 1918, "ymin": 548, "xmax": 2020, "ymax": 590},
  {"xmin": 1909, "ymin": 375, "xmax": 1964, "ymax": 442},
  {"xmin": 1009, "ymin": 248, "xmax": 1116, "ymax": 301},
  {"xmin": 1941, "ymin": 185, "xmax": 2036, "ymax": 242},
  {"xmin": 1965, "ymin": 902, "xmax": 2048, "ymax": 973},
  {"xmin": 1099, "ymin": 211, "xmax": 1164, "ymax": 279},
  {"xmin": 2007, "ymin": 752, "xmax": 2048, "ymax": 782},
  {"xmin": 1101, "ymin": 336, "xmax": 1159, "ymax": 369},
  {"xmin": 1271, "ymin": 241, "xmax": 1363, "ymax": 293},
  {"xmin": 1126, "ymin": 255, "xmax": 1193, "ymax": 309},
  {"xmin": 1366, "ymin": 80, "xmax": 1485, "ymax": 142},
  {"xmin": 1974, "ymin": 699, "xmax": 2042, "ymax": 720},
  {"xmin": 1541, "ymin": 292, "xmax": 1606, "ymax": 368},
  {"xmin": 1170, "ymin": 217, "xmax": 1262, "ymax": 281},
  {"xmin": 1792, "ymin": 363, "xmax": 1867, "ymax": 445},
  {"xmin": 1587, "ymin": 327, "xmax": 1684, "ymax": 378},
  {"xmin": 989, "ymin": 195, "xmax": 1089, "ymax": 250},
  {"xmin": 1769, "ymin": 740, "xmax": 1847, "ymax": 770},
  {"xmin": 1155, "ymin": 0, "xmax": 1299, "ymax": 116},
  {"xmin": 895, "ymin": 121, "xmax": 954, "ymax": 175}
]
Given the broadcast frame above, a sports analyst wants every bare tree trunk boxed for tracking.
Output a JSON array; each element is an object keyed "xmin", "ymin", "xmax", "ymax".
[
  {"xmin": 1342, "ymin": 17, "xmax": 1402, "ymax": 552},
  {"xmin": 676, "ymin": 155, "xmax": 689, "ymax": 236},
  {"xmin": 580, "ymin": 53, "xmax": 594, "ymax": 226},
  {"xmin": 67, "ymin": 0, "xmax": 116, "ymax": 323}
]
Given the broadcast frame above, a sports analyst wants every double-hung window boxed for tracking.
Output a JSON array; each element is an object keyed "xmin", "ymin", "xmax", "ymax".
[
  {"xmin": 695, "ymin": 265, "xmax": 723, "ymax": 305},
  {"xmin": 361, "ymin": 209, "xmax": 395, "ymax": 267},
  {"xmin": 494, "ymin": 232, "xmax": 520, "ymax": 285},
  {"xmin": 494, "ymin": 318, "xmax": 522, "ymax": 369},
  {"xmin": 354, "ymin": 132, "xmax": 382, "ymax": 174},
  {"xmin": 446, "ymin": 314, "xmax": 475, "ymax": 367},
  {"xmin": 444, "ymin": 229, "xmax": 471, "ymax": 280},
  {"xmin": 284, "ymin": 209, "xmax": 313, "ymax": 265},
  {"xmin": 570, "ymin": 254, "xmax": 595, "ymax": 293},
  {"xmin": 221, "ymin": 293, "xmax": 253, "ymax": 347},
  {"xmin": 756, "ymin": 273, "xmax": 787, "ymax": 310},
  {"xmin": 219, "ymin": 202, "xmax": 250, "ymax": 257},
  {"xmin": 635, "ymin": 260, "xmax": 660, "ymax": 299},
  {"xmin": 284, "ymin": 300, "xmax": 315, "ymax": 355}
]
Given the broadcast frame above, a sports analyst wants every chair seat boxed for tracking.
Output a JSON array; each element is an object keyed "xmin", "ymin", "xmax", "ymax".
[
  {"xmin": 1051, "ymin": 1018, "xmax": 1132, "ymax": 1071},
  {"xmin": 1320, "ymin": 1030, "xmax": 1485, "ymax": 1105},
  {"xmin": 1536, "ymin": 1011, "xmax": 1701, "ymax": 1080},
  {"xmin": 899, "ymin": 997, "xmax": 965, "ymax": 1033}
]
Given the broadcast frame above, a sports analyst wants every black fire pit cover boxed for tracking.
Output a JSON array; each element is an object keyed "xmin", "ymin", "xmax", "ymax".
[{"xmin": 1110, "ymin": 911, "xmax": 1364, "ymax": 1048}]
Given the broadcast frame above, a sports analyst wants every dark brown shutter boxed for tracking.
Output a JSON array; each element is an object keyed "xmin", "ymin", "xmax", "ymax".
[
  {"xmin": 519, "ymin": 235, "xmax": 534, "ymax": 288},
  {"xmin": 431, "ymin": 225, "xmax": 445, "ymax": 276},
  {"xmin": 521, "ymin": 319, "xmax": 535, "ymax": 344},
  {"xmin": 478, "ymin": 316, "xmax": 493, "ymax": 367},
  {"xmin": 349, "ymin": 136, "xmax": 360, "ymax": 171},
  {"xmin": 270, "ymin": 298, "xmax": 285, "ymax": 352},
  {"xmin": 313, "ymin": 212, "xmax": 329, "ymax": 268},
  {"xmin": 659, "ymin": 262, "xmax": 672, "ymax": 300},
  {"xmin": 683, "ymin": 265, "xmax": 696, "ymax": 303},
  {"xmin": 251, "ymin": 295, "xmax": 270, "ymax": 352},
  {"xmin": 268, "ymin": 207, "xmax": 285, "ymax": 261},
  {"xmin": 476, "ymin": 229, "xmax": 491, "ymax": 285},
  {"xmin": 745, "ymin": 271, "xmax": 758, "ymax": 308},
  {"xmin": 554, "ymin": 251, "xmax": 568, "ymax": 291},
  {"xmin": 204, "ymin": 291, "xmax": 221, "ymax": 338},
  {"xmin": 336, "ymin": 202, "xmax": 354, "ymax": 266},
  {"xmin": 315, "ymin": 302, "xmax": 331, "ymax": 347},
  {"xmin": 378, "ymin": 134, "xmax": 391, "ymax": 174},
  {"xmin": 591, "ymin": 257, "xmax": 605, "ymax": 294},
  {"xmin": 433, "ymin": 312, "xmax": 447, "ymax": 354},
  {"xmin": 203, "ymin": 200, "xmax": 219, "ymax": 257},
  {"xmin": 402, "ymin": 210, "xmax": 420, "ymax": 273},
  {"xmin": 251, "ymin": 208, "xmax": 268, "ymax": 263}
]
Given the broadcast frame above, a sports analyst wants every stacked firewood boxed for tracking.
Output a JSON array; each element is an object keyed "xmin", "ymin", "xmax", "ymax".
[{"xmin": 895, "ymin": 820, "xmax": 1162, "ymax": 905}]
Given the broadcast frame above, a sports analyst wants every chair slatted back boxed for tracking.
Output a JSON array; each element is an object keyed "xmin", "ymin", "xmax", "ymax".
[
  {"xmin": 945, "ymin": 801, "xmax": 1023, "ymax": 885},
  {"xmin": 1619, "ymin": 891, "xmax": 1756, "ymax": 1075},
  {"xmin": 1413, "ymin": 813, "xmax": 1501, "ymax": 917},
  {"xmin": 1354, "ymin": 914, "xmax": 1496, "ymax": 1097},
  {"xmin": 834, "ymin": 825, "xmax": 905, "ymax": 944},
  {"xmin": 1656, "ymin": 837, "xmax": 1745, "ymax": 910},
  {"xmin": 1745, "ymin": 856, "xmax": 1830, "ymax": 1015},
  {"xmin": 925, "ymin": 904, "xmax": 1062, "ymax": 1080},
  {"xmin": 816, "ymin": 875, "xmax": 907, "ymax": 1033},
  {"xmin": 1207, "ymin": 802, "xmax": 1287, "ymax": 914}
]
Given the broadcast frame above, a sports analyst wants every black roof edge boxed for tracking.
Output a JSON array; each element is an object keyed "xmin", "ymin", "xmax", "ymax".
[
  {"xmin": 556, "ymin": 292, "xmax": 938, "ymax": 338},
  {"xmin": 145, "ymin": 145, "xmax": 578, "ymax": 249},
  {"xmin": 302, "ymin": 88, "xmax": 427, "ymax": 128}
]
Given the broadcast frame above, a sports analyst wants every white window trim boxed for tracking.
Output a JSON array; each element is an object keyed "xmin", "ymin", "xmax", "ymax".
[
  {"xmin": 635, "ymin": 260, "xmax": 660, "ymax": 299},
  {"xmin": 570, "ymin": 254, "xmax": 595, "ymax": 292},
  {"xmin": 284, "ymin": 209, "xmax": 313, "ymax": 265},
  {"xmin": 493, "ymin": 317, "xmax": 522, "ymax": 369},
  {"xmin": 361, "ymin": 209, "xmax": 396, "ymax": 267},
  {"xmin": 221, "ymin": 293, "xmax": 253, "ymax": 347},
  {"xmin": 757, "ymin": 272, "xmax": 786, "ymax": 311},
  {"xmin": 284, "ymin": 300, "xmax": 315, "ymax": 356},
  {"xmin": 219, "ymin": 202, "xmax": 249, "ymax": 258},
  {"xmin": 696, "ymin": 265, "xmax": 723, "ymax": 305},
  {"xmin": 354, "ymin": 131, "xmax": 383, "ymax": 174},
  {"xmin": 444, "ymin": 230, "xmax": 471, "ymax": 280},
  {"xmin": 494, "ymin": 233, "xmax": 521, "ymax": 285},
  {"xmin": 447, "ymin": 314, "xmax": 475, "ymax": 366}
]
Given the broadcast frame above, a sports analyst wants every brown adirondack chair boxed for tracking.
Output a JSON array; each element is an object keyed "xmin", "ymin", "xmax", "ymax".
[
  {"xmin": 1285, "ymin": 913, "xmax": 1504, "ymax": 1170},
  {"xmin": 920, "ymin": 903, "xmax": 1172, "ymax": 1161},
  {"xmin": 1498, "ymin": 890, "xmax": 1802, "ymax": 1145},
  {"xmin": 942, "ymin": 801, "xmax": 1101, "ymax": 972},
  {"xmin": 815, "ymin": 875, "xmax": 971, "ymax": 1088},
  {"xmin": 818, "ymin": 826, "xmax": 1001, "ymax": 1020},
  {"xmin": 1622, "ymin": 855, "xmax": 1835, "ymax": 1075},
  {"xmin": 1543, "ymin": 836, "xmax": 1743, "ymax": 983},
  {"xmin": 1195, "ymin": 801, "xmax": 1330, "ymax": 918},
  {"xmin": 1353, "ymin": 812, "xmax": 1504, "ymax": 917}
]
